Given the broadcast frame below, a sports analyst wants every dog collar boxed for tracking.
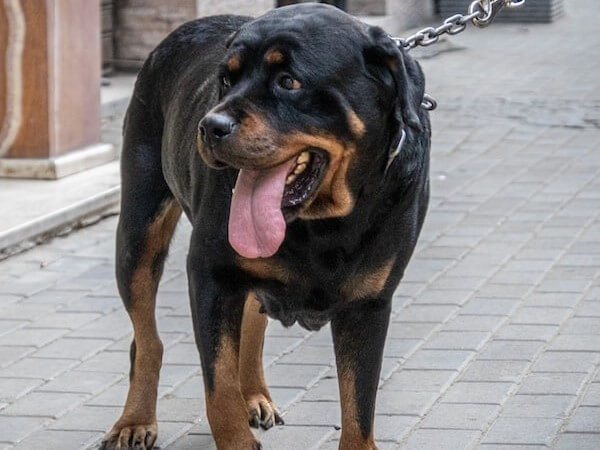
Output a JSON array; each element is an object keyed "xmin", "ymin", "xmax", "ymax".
[{"xmin": 384, "ymin": 129, "xmax": 407, "ymax": 176}]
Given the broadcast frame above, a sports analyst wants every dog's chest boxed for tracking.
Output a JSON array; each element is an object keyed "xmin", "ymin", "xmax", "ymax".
[{"xmin": 254, "ymin": 284, "xmax": 339, "ymax": 331}]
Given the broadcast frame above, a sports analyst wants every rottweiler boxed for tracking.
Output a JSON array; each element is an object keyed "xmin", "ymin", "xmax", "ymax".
[{"xmin": 101, "ymin": 3, "xmax": 430, "ymax": 450}]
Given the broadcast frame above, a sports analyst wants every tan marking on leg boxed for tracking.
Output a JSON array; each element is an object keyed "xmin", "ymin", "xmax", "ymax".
[
  {"xmin": 264, "ymin": 48, "xmax": 284, "ymax": 65},
  {"xmin": 239, "ymin": 293, "xmax": 282, "ymax": 429},
  {"xmin": 104, "ymin": 200, "xmax": 181, "ymax": 449},
  {"xmin": 237, "ymin": 257, "xmax": 294, "ymax": 284},
  {"xmin": 206, "ymin": 334, "xmax": 258, "ymax": 448},
  {"xmin": 346, "ymin": 109, "xmax": 366, "ymax": 139},
  {"xmin": 342, "ymin": 257, "xmax": 396, "ymax": 301},
  {"xmin": 338, "ymin": 368, "xmax": 378, "ymax": 450}
]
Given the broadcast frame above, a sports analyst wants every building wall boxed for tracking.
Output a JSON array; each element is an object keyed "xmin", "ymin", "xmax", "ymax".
[
  {"xmin": 114, "ymin": 0, "xmax": 197, "ymax": 69},
  {"xmin": 113, "ymin": 0, "xmax": 433, "ymax": 70}
]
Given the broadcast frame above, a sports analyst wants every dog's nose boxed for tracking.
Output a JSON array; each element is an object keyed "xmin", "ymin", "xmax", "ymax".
[{"xmin": 199, "ymin": 113, "xmax": 236, "ymax": 145}]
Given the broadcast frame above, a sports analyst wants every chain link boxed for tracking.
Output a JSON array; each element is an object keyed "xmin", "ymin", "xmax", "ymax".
[{"xmin": 393, "ymin": 0, "xmax": 526, "ymax": 51}]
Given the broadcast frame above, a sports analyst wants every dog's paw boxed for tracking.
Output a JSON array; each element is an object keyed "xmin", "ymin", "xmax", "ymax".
[
  {"xmin": 245, "ymin": 393, "xmax": 284, "ymax": 430},
  {"xmin": 99, "ymin": 422, "xmax": 158, "ymax": 450}
]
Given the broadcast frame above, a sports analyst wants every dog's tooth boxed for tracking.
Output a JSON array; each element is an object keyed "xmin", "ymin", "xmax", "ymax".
[
  {"xmin": 297, "ymin": 151, "xmax": 310, "ymax": 164},
  {"xmin": 286, "ymin": 174, "xmax": 296, "ymax": 185},
  {"xmin": 294, "ymin": 163, "xmax": 307, "ymax": 174}
]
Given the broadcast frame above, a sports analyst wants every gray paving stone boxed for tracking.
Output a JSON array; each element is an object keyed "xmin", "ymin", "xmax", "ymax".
[
  {"xmin": 531, "ymin": 351, "xmax": 599, "ymax": 374},
  {"xmin": 159, "ymin": 364, "xmax": 199, "ymax": 388},
  {"xmin": 388, "ymin": 322, "xmax": 439, "ymax": 339},
  {"xmin": 37, "ymin": 370, "xmax": 122, "ymax": 395},
  {"xmin": 383, "ymin": 369, "xmax": 457, "ymax": 393},
  {"xmin": 0, "ymin": 327, "xmax": 68, "ymax": 347},
  {"xmin": 511, "ymin": 307, "xmax": 573, "ymax": 326},
  {"xmin": 459, "ymin": 360, "xmax": 529, "ymax": 383},
  {"xmin": 374, "ymin": 415, "xmax": 419, "ymax": 442},
  {"xmin": 401, "ymin": 428, "xmax": 481, "ymax": 450},
  {"xmin": 0, "ymin": 416, "xmax": 47, "ymax": 443},
  {"xmin": 423, "ymin": 331, "xmax": 490, "ymax": 351},
  {"xmin": 383, "ymin": 338, "xmax": 422, "ymax": 359},
  {"xmin": 0, "ymin": 357, "xmax": 77, "ymax": 379},
  {"xmin": 258, "ymin": 425, "xmax": 334, "ymax": 449},
  {"xmin": 443, "ymin": 315, "xmax": 506, "ymax": 332},
  {"xmin": 266, "ymin": 363, "xmax": 330, "ymax": 389},
  {"xmin": 48, "ymin": 405, "xmax": 122, "ymax": 432},
  {"xmin": 1, "ymin": 391, "xmax": 87, "ymax": 418},
  {"xmin": 518, "ymin": 372, "xmax": 588, "ymax": 396},
  {"xmin": 495, "ymin": 324, "xmax": 559, "ymax": 342},
  {"xmin": 460, "ymin": 298, "xmax": 521, "ymax": 316},
  {"xmin": 403, "ymin": 350, "xmax": 474, "ymax": 371},
  {"xmin": 157, "ymin": 397, "xmax": 203, "ymax": 422},
  {"xmin": 502, "ymin": 394, "xmax": 577, "ymax": 419},
  {"xmin": 0, "ymin": 345, "xmax": 35, "ymax": 368},
  {"xmin": 550, "ymin": 334, "xmax": 600, "ymax": 352},
  {"xmin": 482, "ymin": 417, "xmax": 563, "ymax": 445},
  {"xmin": 478, "ymin": 340, "xmax": 545, "ymax": 361},
  {"xmin": 395, "ymin": 305, "xmax": 458, "ymax": 323},
  {"xmin": 412, "ymin": 289, "xmax": 474, "ymax": 305},
  {"xmin": 278, "ymin": 345, "xmax": 335, "ymax": 365},
  {"xmin": 11, "ymin": 429, "xmax": 101, "ymax": 450},
  {"xmin": 564, "ymin": 406, "xmax": 600, "ymax": 433},
  {"xmin": 442, "ymin": 381, "xmax": 515, "ymax": 405},
  {"xmin": 27, "ymin": 312, "xmax": 101, "ymax": 329},
  {"xmin": 33, "ymin": 337, "xmax": 111, "ymax": 360},
  {"xmin": 581, "ymin": 383, "xmax": 600, "ymax": 406},
  {"xmin": 283, "ymin": 401, "xmax": 340, "ymax": 427},
  {"xmin": 554, "ymin": 433, "xmax": 600, "ymax": 450},
  {"xmin": 75, "ymin": 350, "xmax": 129, "ymax": 373},
  {"xmin": 0, "ymin": 378, "xmax": 43, "ymax": 402},
  {"xmin": 419, "ymin": 403, "xmax": 500, "ymax": 430},
  {"xmin": 376, "ymin": 390, "xmax": 439, "ymax": 416}
]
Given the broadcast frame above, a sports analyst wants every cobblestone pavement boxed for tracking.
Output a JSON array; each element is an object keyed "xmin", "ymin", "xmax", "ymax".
[{"xmin": 1, "ymin": 1, "xmax": 600, "ymax": 449}]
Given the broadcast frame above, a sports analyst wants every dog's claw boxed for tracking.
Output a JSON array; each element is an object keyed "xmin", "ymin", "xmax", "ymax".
[
  {"xmin": 245, "ymin": 393, "xmax": 283, "ymax": 431},
  {"xmin": 250, "ymin": 413, "xmax": 260, "ymax": 429},
  {"xmin": 275, "ymin": 413, "xmax": 285, "ymax": 426}
]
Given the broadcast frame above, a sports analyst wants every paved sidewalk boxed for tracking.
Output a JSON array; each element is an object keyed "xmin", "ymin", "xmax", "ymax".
[{"xmin": 1, "ymin": 0, "xmax": 599, "ymax": 449}]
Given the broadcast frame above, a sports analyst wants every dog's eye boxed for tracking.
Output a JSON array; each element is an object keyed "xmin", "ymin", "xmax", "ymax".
[{"xmin": 277, "ymin": 74, "xmax": 301, "ymax": 91}]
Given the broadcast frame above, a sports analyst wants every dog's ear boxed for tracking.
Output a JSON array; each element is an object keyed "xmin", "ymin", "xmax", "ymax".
[
  {"xmin": 363, "ymin": 26, "xmax": 425, "ymax": 131},
  {"xmin": 225, "ymin": 29, "xmax": 241, "ymax": 48}
]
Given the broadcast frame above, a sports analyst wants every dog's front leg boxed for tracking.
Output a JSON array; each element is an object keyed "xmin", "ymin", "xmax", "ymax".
[
  {"xmin": 331, "ymin": 300, "xmax": 391, "ymax": 450},
  {"xmin": 187, "ymin": 252, "xmax": 260, "ymax": 450}
]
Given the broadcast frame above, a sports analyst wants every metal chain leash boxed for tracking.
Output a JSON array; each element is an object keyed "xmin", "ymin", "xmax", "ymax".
[
  {"xmin": 395, "ymin": 0, "xmax": 527, "ymax": 111},
  {"xmin": 393, "ymin": 0, "xmax": 526, "ymax": 51}
]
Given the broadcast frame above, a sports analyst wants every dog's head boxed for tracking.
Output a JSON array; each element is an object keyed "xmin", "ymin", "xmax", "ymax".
[{"xmin": 197, "ymin": 4, "xmax": 426, "ymax": 258}]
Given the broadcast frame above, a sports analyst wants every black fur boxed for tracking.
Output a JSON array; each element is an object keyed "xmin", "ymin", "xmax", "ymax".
[{"xmin": 115, "ymin": 3, "xmax": 430, "ymax": 447}]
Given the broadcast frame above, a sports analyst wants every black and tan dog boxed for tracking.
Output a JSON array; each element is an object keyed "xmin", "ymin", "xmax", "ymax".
[{"xmin": 101, "ymin": 3, "xmax": 430, "ymax": 450}]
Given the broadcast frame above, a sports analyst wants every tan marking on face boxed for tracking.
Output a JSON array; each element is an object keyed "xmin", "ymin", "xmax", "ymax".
[
  {"xmin": 238, "ymin": 257, "xmax": 294, "ymax": 284},
  {"xmin": 240, "ymin": 112, "xmax": 270, "ymax": 141},
  {"xmin": 342, "ymin": 257, "xmax": 396, "ymax": 301},
  {"xmin": 276, "ymin": 132, "xmax": 356, "ymax": 219},
  {"xmin": 206, "ymin": 335, "xmax": 257, "ymax": 447},
  {"xmin": 347, "ymin": 109, "xmax": 366, "ymax": 139},
  {"xmin": 338, "ymin": 366, "xmax": 378, "ymax": 450},
  {"xmin": 227, "ymin": 54, "xmax": 241, "ymax": 71},
  {"xmin": 113, "ymin": 200, "xmax": 181, "ymax": 435},
  {"xmin": 265, "ymin": 48, "xmax": 285, "ymax": 65}
]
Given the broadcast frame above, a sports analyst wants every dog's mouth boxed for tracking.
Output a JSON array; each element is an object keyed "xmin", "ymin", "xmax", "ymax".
[
  {"xmin": 281, "ymin": 149, "xmax": 328, "ymax": 219},
  {"xmin": 228, "ymin": 149, "xmax": 328, "ymax": 259}
]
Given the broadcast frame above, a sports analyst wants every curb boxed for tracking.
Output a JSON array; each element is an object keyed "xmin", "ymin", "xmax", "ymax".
[{"xmin": 0, "ymin": 186, "xmax": 121, "ymax": 257}]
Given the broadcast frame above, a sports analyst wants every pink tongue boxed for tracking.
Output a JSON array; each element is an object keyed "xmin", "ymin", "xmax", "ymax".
[{"xmin": 229, "ymin": 158, "xmax": 297, "ymax": 259}]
